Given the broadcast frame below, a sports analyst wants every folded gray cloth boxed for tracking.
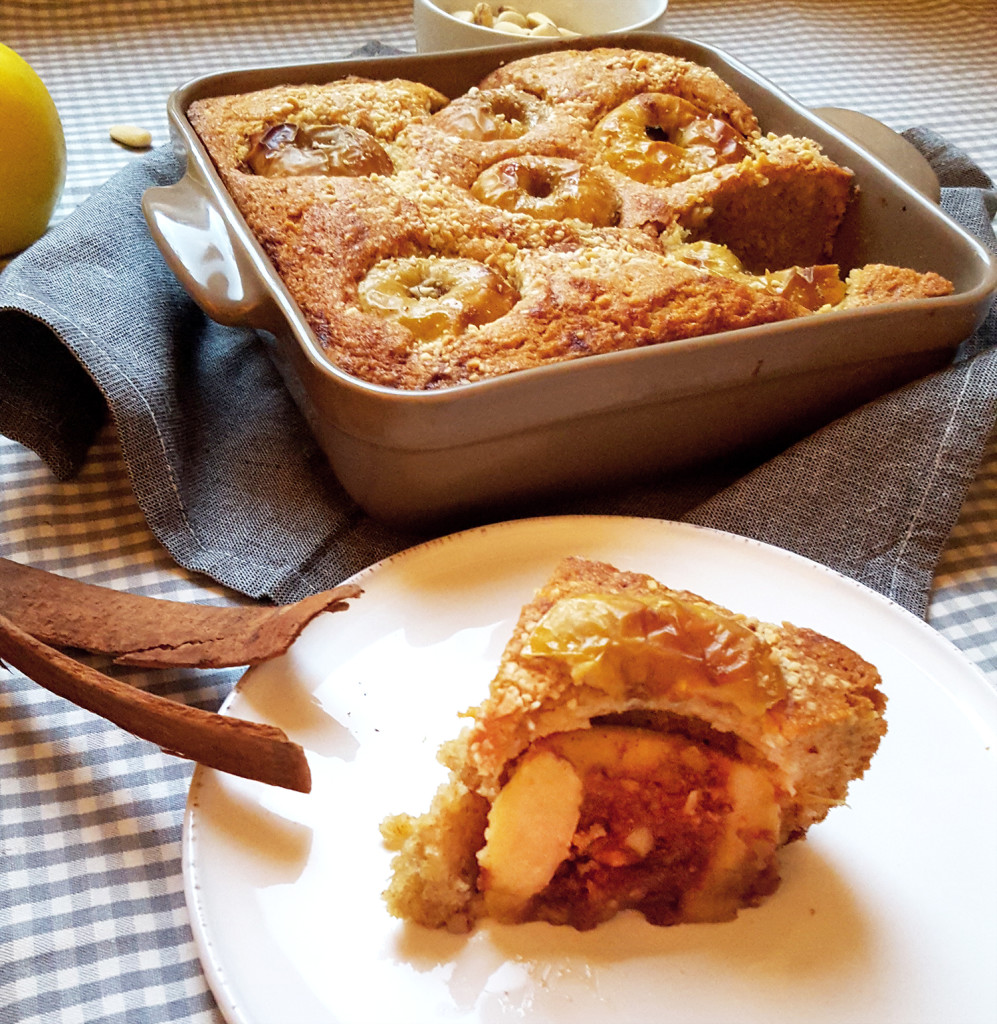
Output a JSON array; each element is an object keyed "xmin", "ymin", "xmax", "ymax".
[{"xmin": 1, "ymin": 129, "xmax": 994, "ymax": 615}]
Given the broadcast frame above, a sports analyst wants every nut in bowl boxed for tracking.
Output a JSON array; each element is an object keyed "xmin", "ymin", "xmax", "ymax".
[{"xmin": 413, "ymin": 0, "xmax": 669, "ymax": 51}]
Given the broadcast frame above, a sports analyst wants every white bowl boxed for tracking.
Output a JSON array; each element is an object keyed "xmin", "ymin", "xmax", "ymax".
[{"xmin": 414, "ymin": 0, "xmax": 669, "ymax": 52}]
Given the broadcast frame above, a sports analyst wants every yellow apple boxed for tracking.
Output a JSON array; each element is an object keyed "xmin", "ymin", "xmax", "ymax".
[
  {"xmin": 477, "ymin": 749, "xmax": 583, "ymax": 918},
  {"xmin": 0, "ymin": 43, "xmax": 66, "ymax": 256}
]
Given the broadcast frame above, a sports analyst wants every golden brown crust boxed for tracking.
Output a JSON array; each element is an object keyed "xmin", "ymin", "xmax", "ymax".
[
  {"xmin": 188, "ymin": 49, "xmax": 954, "ymax": 390},
  {"xmin": 445, "ymin": 557, "xmax": 885, "ymax": 805},
  {"xmin": 477, "ymin": 47, "xmax": 760, "ymax": 135},
  {"xmin": 661, "ymin": 135, "xmax": 856, "ymax": 269},
  {"xmin": 841, "ymin": 263, "xmax": 957, "ymax": 308},
  {"xmin": 397, "ymin": 87, "xmax": 592, "ymax": 188},
  {"xmin": 382, "ymin": 556, "xmax": 887, "ymax": 931},
  {"xmin": 187, "ymin": 76, "xmax": 449, "ymax": 173},
  {"xmin": 433, "ymin": 243, "xmax": 806, "ymax": 385}
]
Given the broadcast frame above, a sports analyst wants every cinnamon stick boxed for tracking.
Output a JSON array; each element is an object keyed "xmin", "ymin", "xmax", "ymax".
[
  {"xmin": 0, "ymin": 612, "xmax": 312, "ymax": 792},
  {"xmin": 0, "ymin": 557, "xmax": 361, "ymax": 668}
]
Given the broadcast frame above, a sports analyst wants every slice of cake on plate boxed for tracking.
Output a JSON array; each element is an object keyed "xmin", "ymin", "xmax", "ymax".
[{"xmin": 381, "ymin": 556, "xmax": 887, "ymax": 932}]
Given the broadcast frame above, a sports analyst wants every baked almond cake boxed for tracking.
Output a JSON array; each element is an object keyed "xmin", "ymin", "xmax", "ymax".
[
  {"xmin": 380, "ymin": 557, "xmax": 887, "ymax": 931},
  {"xmin": 187, "ymin": 47, "xmax": 953, "ymax": 390}
]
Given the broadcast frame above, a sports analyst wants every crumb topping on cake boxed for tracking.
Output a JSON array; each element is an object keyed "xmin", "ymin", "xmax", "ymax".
[{"xmin": 187, "ymin": 47, "xmax": 954, "ymax": 391}]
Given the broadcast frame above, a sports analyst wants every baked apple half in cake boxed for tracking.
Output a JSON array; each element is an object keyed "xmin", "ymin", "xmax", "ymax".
[{"xmin": 381, "ymin": 557, "xmax": 887, "ymax": 932}]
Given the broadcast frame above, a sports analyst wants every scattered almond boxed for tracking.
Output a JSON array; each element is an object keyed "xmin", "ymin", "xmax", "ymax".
[{"xmin": 109, "ymin": 124, "xmax": 152, "ymax": 149}]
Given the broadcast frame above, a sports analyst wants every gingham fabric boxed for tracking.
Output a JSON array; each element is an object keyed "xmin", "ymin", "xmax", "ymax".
[{"xmin": 0, "ymin": 2, "xmax": 995, "ymax": 1022}]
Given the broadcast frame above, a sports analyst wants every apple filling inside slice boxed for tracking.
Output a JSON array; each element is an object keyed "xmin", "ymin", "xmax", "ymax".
[{"xmin": 476, "ymin": 725, "xmax": 782, "ymax": 929}]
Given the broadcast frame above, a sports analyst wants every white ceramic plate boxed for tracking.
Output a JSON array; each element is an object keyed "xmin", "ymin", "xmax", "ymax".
[{"xmin": 183, "ymin": 516, "xmax": 997, "ymax": 1024}]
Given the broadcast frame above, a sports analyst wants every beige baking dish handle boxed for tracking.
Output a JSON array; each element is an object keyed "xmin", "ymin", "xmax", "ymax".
[
  {"xmin": 143, "ymin": 167, "xmax": 280, "ymax": 330},
  {"xmin": 813, "ymin": 107, "xmax": 940, "ymax": 202}
]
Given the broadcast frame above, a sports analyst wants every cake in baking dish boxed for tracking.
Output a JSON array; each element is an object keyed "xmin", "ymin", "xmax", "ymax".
[
  {"xmin": 379, "ymin": 556, "xmax": 887, "ymax": 932},
  {"xmin": 187, "ymin": 47, "xmax": 953, "ymax": 390}
]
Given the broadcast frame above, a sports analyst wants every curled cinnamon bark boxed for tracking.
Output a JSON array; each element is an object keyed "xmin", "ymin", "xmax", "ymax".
[
  {"xmin": 0, "ymin": 557, "xmax": 361, "ymax": 667},
  {"xmin": 0, "ymin": 612, "xmax": 312, "ymax": 792}
]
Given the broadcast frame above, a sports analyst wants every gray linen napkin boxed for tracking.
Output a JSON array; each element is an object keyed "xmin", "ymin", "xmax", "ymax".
[{"xmin": 1, "ymin": 129, "xmax": 994, "ymax": 615}]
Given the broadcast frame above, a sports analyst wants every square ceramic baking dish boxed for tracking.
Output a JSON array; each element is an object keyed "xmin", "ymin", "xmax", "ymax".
[{"xmin": 143, "ymin": 33, "xmax": 997, "ymax": 525}]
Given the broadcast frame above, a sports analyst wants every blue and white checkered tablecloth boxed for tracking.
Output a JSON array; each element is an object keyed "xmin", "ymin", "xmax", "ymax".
[{"xmin": 1, "ymin": 2, "xmax": 995, "ymax": 1021}]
